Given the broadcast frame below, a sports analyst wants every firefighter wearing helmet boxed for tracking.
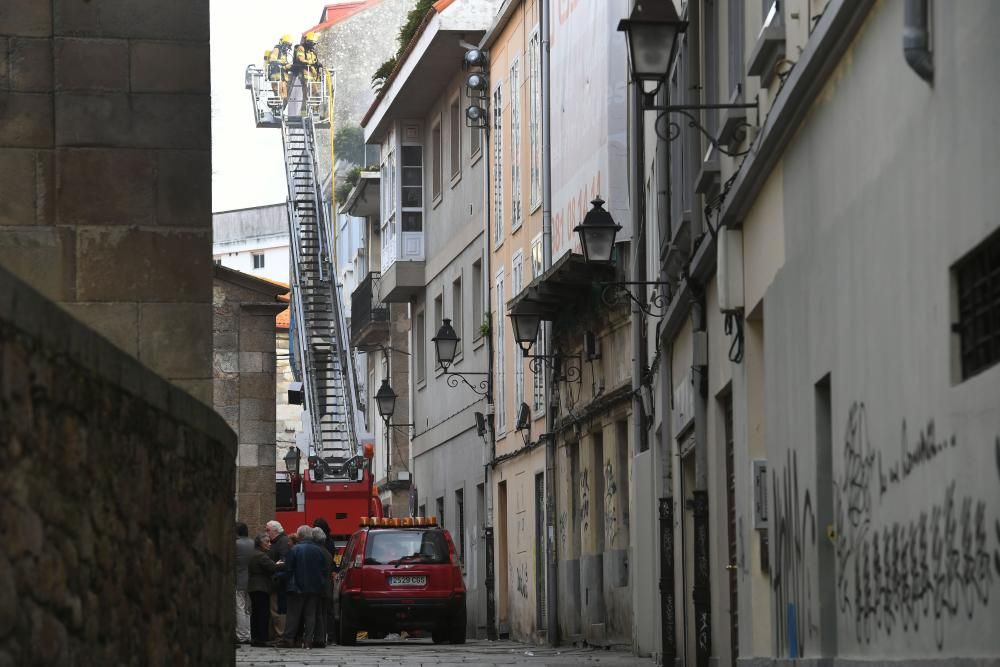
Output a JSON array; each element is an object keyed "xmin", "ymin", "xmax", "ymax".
[
  {"xmin": 293, "ymin": 32, "xmax": 321, "ymax": 83},
  {"xmin": 268, "ymin": 35, "xmax": 293, "ymax": 99}
]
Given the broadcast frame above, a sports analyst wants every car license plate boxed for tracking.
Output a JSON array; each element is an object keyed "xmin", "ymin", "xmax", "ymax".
[{"xmin": 389, "ymin": 575, "xmax": 426, "ymax": 586}]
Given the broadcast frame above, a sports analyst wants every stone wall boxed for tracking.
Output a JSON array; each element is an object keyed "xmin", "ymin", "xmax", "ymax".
[
  {"xmin": 213, "ymin": 266, "xmax": 287, "ymax": 534},
  {"xmin": 0, "ymin": 265, "xmax": 236, "ymax": 666},
  {"xmin": 0, "ymin": 0, "xmax": 213, "ymax": 403}
]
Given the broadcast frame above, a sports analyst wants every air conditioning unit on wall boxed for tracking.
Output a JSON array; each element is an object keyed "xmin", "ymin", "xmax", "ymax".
[{"xmin": 717, "ymin": 228, "xmax": 744, "ymax": 313}]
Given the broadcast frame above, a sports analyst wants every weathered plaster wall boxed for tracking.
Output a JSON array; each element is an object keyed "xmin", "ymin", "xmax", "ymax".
[
  {"xmin": 0, "ymin": 266, "xmax": 235, "ymax": 666},
  {"xmin": 762, "ymin": 1, "xmax": 1000, "ymax": 661},
  {"xmin": 0, "ymin": 0, "xmax": 213, "ymax": 403}
]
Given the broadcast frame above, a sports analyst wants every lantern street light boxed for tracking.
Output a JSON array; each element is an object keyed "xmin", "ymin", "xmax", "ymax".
[
  {"xmin": 574, "ymin": 197, "xmax": 673, "ymax": 319},
  {"xmin": 431, "ymin": 319, "xmax": 461, "ymax": 370},
  {"xmin": 509, "ymin": 311, "xmax": 542, "ymax": 355},
  {"xmin": 573, "ymin": 197, "xmax": 622, "ymax": 264},
  {"xmin": 374, "ymin": 379, "xmax": 397, "ymax": 422},
  {"xmin": 431, "ymin": 319, "xmax": 490, "ymax": 396},
  {"xmin": 283, "ymin": 446, "xmax": 300, "ymax": 474},
  {"xmin": 617, "ymin": 0, "xmax": 688, "ymax": 95}
]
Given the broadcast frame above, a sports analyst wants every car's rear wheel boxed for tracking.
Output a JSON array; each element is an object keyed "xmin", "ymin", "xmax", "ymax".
[
  {"xmin": 449, "ymin": 603, "xmax": 467, "ymax": 644},
  {"xmin": 338, "ymin": 612, "xmax": 357, "ymax": 646}
]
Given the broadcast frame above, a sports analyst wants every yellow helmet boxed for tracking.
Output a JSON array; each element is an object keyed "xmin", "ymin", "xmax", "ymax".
[
  {"xmin": 280, "ymin": 34, "xmax": 293, "ymax": 45},
  {"xmin": 264, "ymin": 49, "xmax": 272, "ymax": 61},
  {"xmin": 304, "ymin": 31, "xmax": 318, "ymax": 44}
]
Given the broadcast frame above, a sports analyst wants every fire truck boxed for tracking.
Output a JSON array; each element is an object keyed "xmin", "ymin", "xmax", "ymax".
[{"xmin": 245, "ymin": 55, "xmax": 383, "ymax": 556}]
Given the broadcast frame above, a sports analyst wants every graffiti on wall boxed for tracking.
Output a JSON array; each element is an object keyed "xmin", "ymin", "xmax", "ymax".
[
  {"xmin": 604, "ymin": 459, "xmax": 619, "ymax": 546},
  {"xmin": 832, "ymin": 402, "xmax": 1000, "ymax": 651},
  {"xmin": 580, "ymin": 468, "xmax": 590, "ymax": 533},
  {"xmin": 515, "ymin": 562, "xmax": 529, "ymax": 599},
  {"xmin": 772, "ymin": 448, "xmax": 818, "ymax": 655}
]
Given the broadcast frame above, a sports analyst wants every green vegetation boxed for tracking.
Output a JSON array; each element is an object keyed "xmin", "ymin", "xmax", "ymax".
[
  {"xmin": 371, "ymin": 0, "xmax": 436, "ymax": 94},
  {"xmin": 334, "ymin": 125, "xmax": 365, "ymax": 167},
  {"xmin": 335, "ymin": 165, "xmax": 363, "ymax": 204}
]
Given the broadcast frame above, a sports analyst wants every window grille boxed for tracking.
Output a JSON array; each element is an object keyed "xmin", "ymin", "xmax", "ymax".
[{"xmin": 954, "ymin": 229, "xmax": 1000, "ymax": 380}]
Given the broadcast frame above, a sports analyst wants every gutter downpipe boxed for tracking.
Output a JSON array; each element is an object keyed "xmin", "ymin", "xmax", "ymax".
[
  {"xmin": 903, "ymin": 0, "xmax": 933, "ymax": 84},
  {"xmin": 483, "ymin": 72, "xmax": 498, "ymax": 642},
  {"xmin": 629, "ymin": 50, "xmax": 649, "ymax": 655},
  {"xmin": 541, "ymin": 0, "xmax": 559, "ymax": 647}
]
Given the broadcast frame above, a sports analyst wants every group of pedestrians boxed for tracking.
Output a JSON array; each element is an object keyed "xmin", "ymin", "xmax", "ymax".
[{"xmin": 235, "ymin": 518, "xmax": 338, "ymax": 648}]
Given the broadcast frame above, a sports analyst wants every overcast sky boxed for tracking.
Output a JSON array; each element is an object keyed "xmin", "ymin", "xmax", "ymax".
[{"xmin": 210, "ymin": 0, "xmax": 331, "ymax": 212}]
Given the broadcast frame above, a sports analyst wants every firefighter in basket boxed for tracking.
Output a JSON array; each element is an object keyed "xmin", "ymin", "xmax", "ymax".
[
  {"xmin": 293, "ymin": 32, "xmax": 322, "ymax": 105},
  {"xmin": 268, "ymin": 34, "xmax": 293, "ymax": 102}
]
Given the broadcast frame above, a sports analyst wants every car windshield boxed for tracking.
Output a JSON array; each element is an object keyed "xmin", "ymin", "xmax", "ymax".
[{"xmin": 364, "ymin": 530, "xmax": 449, "ymax": 565}]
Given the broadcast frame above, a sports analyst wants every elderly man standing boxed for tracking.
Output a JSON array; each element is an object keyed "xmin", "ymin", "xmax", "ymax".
[
  {"xmin": 235, "ymin": 522, "xmax": 254, "ymax": 645},
  {"xmin": 265, "ymin": 520, "xmax": 291, "ymax": 639},
  {"xmin": 273, "ymin": 525, "xmax": 328, "ymax": 648}
]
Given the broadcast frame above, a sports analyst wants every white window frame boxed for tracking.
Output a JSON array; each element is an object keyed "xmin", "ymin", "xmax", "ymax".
[
  {"xmin": 492, "ymin": 82, "xmax": 504, "ymax": 247},
  {"xmin": 494, "ymin": 268, "xmax": 506, "ymax": 433},
  {"xmin": 512, "ymin": 251, "xmax": 524, "ymax": 411},
  {"xmin": 528, "ymin": 28, "xmax": 541, "ymax": 209},
  {"xmin": 509, "ymin": 57, "xmax": 522, "ymax": 232}
]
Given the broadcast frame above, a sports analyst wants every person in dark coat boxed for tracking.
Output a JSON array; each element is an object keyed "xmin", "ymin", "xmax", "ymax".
[
  {"xmin": 310, "ymin": 526, "xmax": 334, "ymax": 647},
  {"xmin": 273, "ymin": 525, "xmax": 329, "ymax": 648},
  {"xmin": 265, "ymin": 520, "xmax": 292, "ymax": 640},
  {"xmin": 235, "ymin": 522, "xmax": 255, "ymax": 644},
  {"xmin": 247, "ymin": 534, "xmax": 277, "ymax": 647}
]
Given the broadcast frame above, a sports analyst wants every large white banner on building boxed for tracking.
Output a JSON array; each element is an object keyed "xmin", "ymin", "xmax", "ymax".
[{"xmin": 549, "ymin": 0, "xmax": 631, "ymax": 260}]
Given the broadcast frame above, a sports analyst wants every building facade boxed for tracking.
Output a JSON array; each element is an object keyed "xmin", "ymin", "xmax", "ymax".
[
  {"xmin": 345, "ymin": 170, "xmax": 415, "ymax": 519},
  {"xmin": 213, "ymin": 202, "xmax": 291, "ymax": 284},
  {"xmin": 213, "ymin": 265, "xmax": 288, "ymax": 533},
  {"xmin": 361, "ymin": 0, "xmax": 495, "ymax": 638},
  {"xmin": 485, "ymin": 0, "xmax": 636, "ymax": 647},
  {"xmin": 636, "ymin": 0, "xmax": 1000, "ymax": 665}
]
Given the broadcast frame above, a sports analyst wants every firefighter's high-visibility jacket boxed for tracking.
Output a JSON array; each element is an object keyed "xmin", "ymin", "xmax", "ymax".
[
  {"xmin": 269, "ymin": 43, "xmax": 291, "ymax": 81},
  {"xmin": 293, "ymin": 44, "xmax": 320, "ymax": 80}
]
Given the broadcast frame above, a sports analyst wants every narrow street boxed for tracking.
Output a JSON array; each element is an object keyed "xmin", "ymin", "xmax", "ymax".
[{"xmin": 236, "ymin": 639, "xmax": 653, "ymax": 666}]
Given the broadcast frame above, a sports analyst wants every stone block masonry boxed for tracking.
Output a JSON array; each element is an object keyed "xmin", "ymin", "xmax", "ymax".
[
  {"xmin": 0, "ymin": 264, "xmax": 236, "ymax": 666},
  {"xmin": 0, "ymin": 0, "xmax": 213, "ymax": 404}
]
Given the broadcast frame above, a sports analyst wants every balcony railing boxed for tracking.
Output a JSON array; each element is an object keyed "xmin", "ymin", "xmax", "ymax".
[{"xmin": 351, "ymin": 271, "xmax": 389, "ymax": 346}]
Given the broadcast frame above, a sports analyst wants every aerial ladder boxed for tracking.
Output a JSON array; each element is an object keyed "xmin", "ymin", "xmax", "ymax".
[{"xmin": 245, "ymin": 60, "xmax": 378, "ymax": 534}]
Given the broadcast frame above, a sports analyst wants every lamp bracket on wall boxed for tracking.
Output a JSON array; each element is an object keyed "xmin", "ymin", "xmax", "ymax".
[
  {"xmin": 599, "ymin": 280, "xmax": 672, "ymax": 319},
  {"xmin": 525, "ymin": 352, "xmax": 582, "ymax": 386},
  {"xmin": 443, "ymin": 370, "xmax": 490, "ymax": 397},
  {"xmin": 646, "ymin": 100, "xmax": 759, "ymax": 158}
]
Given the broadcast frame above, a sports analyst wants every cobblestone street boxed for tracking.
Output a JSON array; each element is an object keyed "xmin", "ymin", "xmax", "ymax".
[{"xmin": 235, "ymin": 639, "xmax": 654, "ymax": 666}]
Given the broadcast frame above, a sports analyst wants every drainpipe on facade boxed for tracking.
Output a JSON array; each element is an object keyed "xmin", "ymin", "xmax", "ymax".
[
  {"xmin": 656, "ymin": 75, "xmax": 678, "ymax": 667},
  {"xmin": 540, "ymin": 0, "xmax": 558, "ymax": 647},
  {"xmin": 628, "ymin": 60, "xmax": 649, "ymax": 650},
  {"xmin": 903, "ymin": 0, "xmax": 933, "ymax": 83},
  {"xmin": 483, "ymin": 94, "xmax": 498, "ymax": 642}
]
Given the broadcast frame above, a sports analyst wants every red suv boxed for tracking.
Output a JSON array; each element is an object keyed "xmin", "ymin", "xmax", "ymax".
[{"xmin": 332, "ymin": 518, "xmax": 467, "ymax": 645}]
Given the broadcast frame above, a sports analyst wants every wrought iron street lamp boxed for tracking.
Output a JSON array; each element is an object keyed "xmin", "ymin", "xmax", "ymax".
[
  {"xmin": 283, "ymin": 446, "xmax": 300, "ymax": 474},
  {"xmin": 431, "ymin": 319, "xmax": 490, "ymax": 396},
  {"xmin": 618, "ymin": 1, "xmax": 757, "ymax": 156},
  {"xmin": 509, "ymin": 312, "xmax": 542, "ymax": 354},
  {"xmin": 574, "ymin": 198, "xmax": 672, "ymax": 319},
  {"xmin": 374, "ymin": 379, "xmax": 397, "ymax": 422},
  {"xmin": 617, "ymin": 0, "xmax": 688, "ymax": 95},
  {"xmin": 573, "ymin": 197, "xmax": 622, "ymax": 264}
]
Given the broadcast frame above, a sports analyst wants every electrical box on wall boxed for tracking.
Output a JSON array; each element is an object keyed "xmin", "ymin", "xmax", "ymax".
[
  {"xmin": 717, "ymin": 228, "xmax": 744, "ymax": 313},
  {"xmin": 584, "ymin": 331, "xmax": 601, "ymax": 360}
]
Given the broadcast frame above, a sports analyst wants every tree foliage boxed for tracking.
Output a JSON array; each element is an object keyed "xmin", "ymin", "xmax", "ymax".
[
  {"xmin": 371, "ymin": 0, "xmax": 436, "ymax": 94},
  {"xmin": 334, "ymin": 125, "xmax": 365, "ymax": 167}
]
